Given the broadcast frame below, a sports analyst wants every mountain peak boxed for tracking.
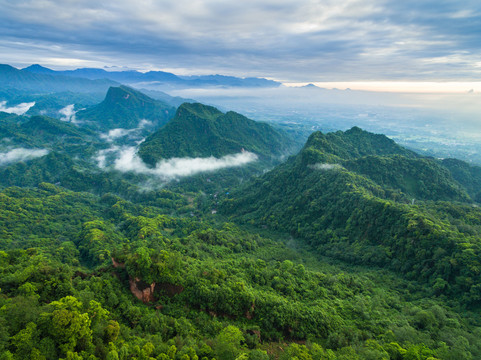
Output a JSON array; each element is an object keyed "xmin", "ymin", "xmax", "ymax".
[
  {"xmin": 138, "ymin": 103, "xmax": 296, "ymax": 165},
  {"xmin": 345, "ymin": 126, "xmax": 364, "ymax": 133},
  {"xmin": 22, "ymin": 64, "xmax": 55, "ymax": 74},
  {"xmin": 301, "ymin": 127, "xmax": 416, "ymax": 165},
  {"xmin": 105, "ymin": 85, "xmax": 133, "ymax": 100},
  {"xmin": 103, "ymin": 85, "xmax": 153, "ymax": 105},
  {"xmin": 177, "ymin": 102, "xmax": 223, "ymax": 120},
  {"xmin": 75, "ymin": 86, "xmax": 175, "ymax": 130},
  {"xmin": 302, "ymin": 83, "xmax": 320, "ymax": 89}
]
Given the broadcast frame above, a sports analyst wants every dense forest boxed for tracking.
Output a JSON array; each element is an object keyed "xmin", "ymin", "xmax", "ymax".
[{"xmin": 1, "ymin": 73, "xmax": 481, "ymax": 359}]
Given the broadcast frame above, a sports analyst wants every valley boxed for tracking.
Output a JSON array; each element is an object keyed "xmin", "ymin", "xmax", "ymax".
[{"xmin": 0, "ymin": 65, "xmax": 481, "ymax": 360}]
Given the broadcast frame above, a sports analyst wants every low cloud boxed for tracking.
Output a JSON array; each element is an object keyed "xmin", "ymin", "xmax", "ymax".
[
  {"xmin": 0, "ymin": 101, "xmax": 35, "ymax": 115},
  {"xmin": 0, "ymin": 148, "xmax": 49, "ymax": 165},
  {"xmin": 100, "ymin": 119, "xmax": 154, "ymax": 142},
  {"xmin": 96, "ymin": 146, "xmax": 258, "ymax": 179},
  {"xmin": 59, "ymin": 104, "xmax": 78, "ymax": 123},
  {"xmin": 100, "ymin": 128, "xmax": 135, "ymax": 142},
  {"xmin": 310, "ymin": 163, "xmax": 343, "ymax": 171},
  {"xmin": 138, "ymin": 119, "xmax": 153, "ymax": 128}
]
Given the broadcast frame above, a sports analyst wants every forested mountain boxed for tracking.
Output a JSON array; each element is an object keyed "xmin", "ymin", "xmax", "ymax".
[
  {"xmin": 221, "ymin": 128, "xmax": 481, "ymax": 305},
  {"xmin": 0, "ymin": 113, "xmax": 99, "ymax": 153},
  {"xmin": 75, "ymin": 85, "xmax": 176, "ymax": 130},
  {"xmin": 138, "ymin": 102, "xmax": 298, "ymax": 166},
  {"xmin": 299, "ymin": 126, "xmax": 416, "ymax": 163}
]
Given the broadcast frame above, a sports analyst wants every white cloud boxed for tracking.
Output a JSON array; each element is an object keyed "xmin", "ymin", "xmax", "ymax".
[
  {"xmin": 0, "ymin": 148, "xmax": 49, "ymax": 165},
  {"xmin": 99, "ymin": 119, "xmax": 155, "ymax": 142},
  {"xmin": 100, "ymin": 128, "xmax": 135, "ymax": 142},
  {"xmin": 3, "ymin": 0, "xmax": 481, "ymax": 82},
  {"xmin": 310, "ymin": 163, "xmax": 343, "ymax": 171},
  {"xmin": 96, "ymin": 145, "xmax": 258, "ymax": 179},
  {"xmin": 0, "ymin": 101, "xmax": 35, "ymax": 115},
  {"xmin": 59, "ymin": 104, "xmax": 78, "ymax": 123},
  {"xmin": 138, "ymin": 119, "xmax": 153, "ymax": 128},
  {"xmin": 95, "ymin": 146, "xmax": 120, "ymax": 168}
]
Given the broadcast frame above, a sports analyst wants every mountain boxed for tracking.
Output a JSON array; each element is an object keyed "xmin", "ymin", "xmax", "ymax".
[
  {"xmin": 22, "ymin": 64, "xmax": 281, "ymax": 88},
  {"xmin": 22, "ymin": 64, "xmax": 57, "ymax": 75},
  {"xmin": 221, "ymin": 127, "xmax": 481, "ymax": 304},
  {"xmin": 75, "ymin": 85, "xmax": 176, "ymax": 130},
  {"xmin": 137, "ymin": 102, "xmax": 297, "ymax": 166},
  {"xmin": 0, "ymin": 113, "xmax": 99, "ymax": 157},
  {"xmin": 24, "ymin": 65, "xmax": 183, "ymax": 83},
  {"xmin": 179, "ymin": 74, "xmax": 280, "ymax": 88},
  {"xmin": 0, "ymin": 64, "xmax": 118, "ymax": 93},
  {"xmin": 20, "ymin": 115, "xmax": 93, "ymax": 140},
  {"xmin": 299, "ymin": 126, "xmax": 416, "ymax": 164}
]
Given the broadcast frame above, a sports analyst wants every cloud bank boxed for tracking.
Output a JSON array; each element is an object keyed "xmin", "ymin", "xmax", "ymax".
[
  {"xmin": 0, "ymin": 148, "xmax": 49, "ymax": 165},
  {"xmin": 0, "ymin": 101, "xmax": 35, "ymax": 115},
  {"xmin": 59, "ymin": 104, "xmax": 78, "ymax": 123},
  {"xmin": 100, "ymin": 128, "xmax": 136, "ymax": 142},
  {"xmin": 96, "ymin": 146, "xmax": 258, "ymax": 179},
  {"xmin": 99, "ymin": 119, "xmax": 154, "ymax": 142},
  {"xmin": 1, "ymin": 0, "xmax": 480, "ymax": 82}
]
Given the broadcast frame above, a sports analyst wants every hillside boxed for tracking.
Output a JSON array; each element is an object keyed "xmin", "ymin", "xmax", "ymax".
[
  {"xmin": 1, "ymin": 182, "xmax": 481, "ymax": 360},
  {"xmin": 442, "ymin": 158, "xmax": 481, "ymax": 202},
  {"xmin": 0, "ymin": 114, "xmax": 100, "ymax": 157},
  {"xmin": 76, "ymin": 85, "xmax": 176, "ymax": 130},
  {"xmin": 221, "ymin": 128, "xmax": 481, "ymax": 304},
  {"xmin": 138, "ymin": 102, "xmax": 298, "ymax": 166}
]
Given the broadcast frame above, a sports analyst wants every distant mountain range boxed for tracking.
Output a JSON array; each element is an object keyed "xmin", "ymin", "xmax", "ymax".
[
  {"xmin": 138, "ymin": 102, "xmax": 298, "ymax": 166},
  {"xmin": 22, "ymin": 64, "xmax": 281, "ymax": 88},
  {"xmin": 0, "ymin": 64, "xmax": 117, "ymax": 93}
]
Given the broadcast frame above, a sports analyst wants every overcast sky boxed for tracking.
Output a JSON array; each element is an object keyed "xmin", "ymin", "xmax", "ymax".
[{"xmin": 1, "ymin": 0, "xmax": 481, "ymax": 84}]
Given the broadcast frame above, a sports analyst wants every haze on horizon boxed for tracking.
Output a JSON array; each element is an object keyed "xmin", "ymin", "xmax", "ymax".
[{"xmin": 1, "ymin": 0, "xmax": 481, "ymax": 92}]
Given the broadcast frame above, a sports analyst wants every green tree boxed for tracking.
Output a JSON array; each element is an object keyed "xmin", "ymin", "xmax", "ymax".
[{"xmin": 215, "ymin": 326, "xmax": 245, "ymax": 360}]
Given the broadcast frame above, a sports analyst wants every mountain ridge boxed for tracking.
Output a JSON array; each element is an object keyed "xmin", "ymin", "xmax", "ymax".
[
  {"xmin": 22, "ymin": 64, "xmax": 281, "ymax": 88},
  {"xmin": 0, "ymin": 64, "xmax": 118, "ymax": 93},
  {"xmin": 137, "ymin": 102, "xmax": 298, "ymax": 166},
  {"xmin": 220, "ymin": 127, "xmax": 481, "ymax": 304}
]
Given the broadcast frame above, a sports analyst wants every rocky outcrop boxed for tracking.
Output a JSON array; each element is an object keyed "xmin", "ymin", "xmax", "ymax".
[
  {"xmin": 111, "ymin": 257, "xmax": 125, "ymax": 268},
  {"xmin": 129, "ymin": 277, "xmax": 156, "ymax": 303},
  {"xmin": 111, "ymin": 257, "xmax": 183, "ymax": 304}
]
